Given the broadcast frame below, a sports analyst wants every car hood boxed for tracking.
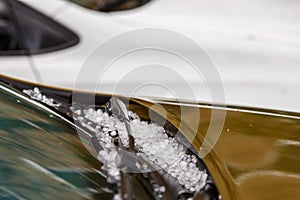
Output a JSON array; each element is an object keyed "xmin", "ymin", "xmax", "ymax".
[{"xmin": 1, "ymin": 78, "xmax": 300, "ymax": 199}]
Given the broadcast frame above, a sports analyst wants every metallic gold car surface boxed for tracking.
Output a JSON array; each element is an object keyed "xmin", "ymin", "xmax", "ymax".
[
  {"xmin": 0, "ymin": 75, "xmax": 300, "ymax": 199},
  {"xmin": 133, "ymin": 99, "xmax": 300, "ymax": 200}
]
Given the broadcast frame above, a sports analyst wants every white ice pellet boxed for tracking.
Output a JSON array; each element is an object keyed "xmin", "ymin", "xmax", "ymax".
[
  {"xmin": 33, "ymin": 87, "xmax": 40, "ymax": 93},
  {"xmin": 160, "ymin": 186, "xmax": 166, "ymax": 193},
  {"xmin": 74, "ymin": 110, "xmax": 81, "ymax": 115}
]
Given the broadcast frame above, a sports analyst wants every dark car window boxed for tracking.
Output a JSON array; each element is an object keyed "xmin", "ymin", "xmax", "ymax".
[
  {"xmin": 0, "ymin": 0, "xmax": 22, "ymax": 53},
  {"xmin": 0, "ymin": 0, "xmax": 79, "ymax": 55},
  {"xmin": 68, "ymin": 0, "xmax": 151, "ymax": 12}
]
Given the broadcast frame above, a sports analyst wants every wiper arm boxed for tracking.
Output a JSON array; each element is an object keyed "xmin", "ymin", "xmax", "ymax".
[{"xmin": 109, "ymin": 97, "xmax": 135, "ymax": 152}]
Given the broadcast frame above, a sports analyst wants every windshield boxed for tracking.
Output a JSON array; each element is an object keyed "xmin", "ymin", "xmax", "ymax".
[
  {"xmin": 68, "ymin": 0, "xmax": 151, "ymax": 12},
  {"xmin": 0, "ymin": 83, "xmax": 113, "ymax": 199}
]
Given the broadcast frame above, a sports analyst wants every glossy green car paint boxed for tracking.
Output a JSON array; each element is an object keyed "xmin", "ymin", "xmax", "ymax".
[{"xmin": 0, "ymin": 83, "xmax": 113, "ymax": 199}]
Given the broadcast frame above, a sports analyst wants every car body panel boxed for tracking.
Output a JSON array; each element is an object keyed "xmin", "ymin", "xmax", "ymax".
[
  {"xmin": 133, "ymin": 98, "xmax": 300, "ymax": 200},
  {"xmin": 1, "ymin": 0, "xmax": 300, "ymax": 112},
  {"xmin": 1, "ymin": 76, "xmax": 299, "ymax": 199},
  {"xmin": 1, "ymin": 56, "xmax": 36, "ymax": 82}
]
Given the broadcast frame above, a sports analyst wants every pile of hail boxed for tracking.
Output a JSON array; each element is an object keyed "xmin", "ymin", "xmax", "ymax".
[
  {"xmin": 23, "ymin": 88, "xmax": 212, "ymax": 200},
  {"xmin": 23, "ymin": 87, "xmax": 61, "ymax": 108}
]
